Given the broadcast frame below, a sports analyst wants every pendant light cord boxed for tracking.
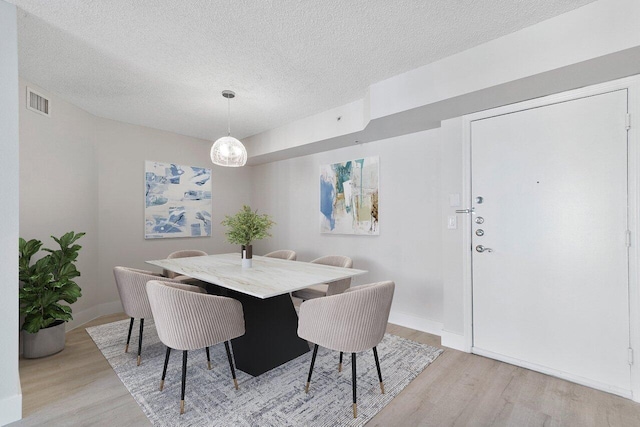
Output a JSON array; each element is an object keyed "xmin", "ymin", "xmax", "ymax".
[{"xmin": 227, "ymin": 96, "xmax": 231, "ymax": 136}]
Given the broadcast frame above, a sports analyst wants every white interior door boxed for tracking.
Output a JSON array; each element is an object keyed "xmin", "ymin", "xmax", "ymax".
[{"xmin": 471, "ymin": 89, "xmax": 631, "ymax": 396}]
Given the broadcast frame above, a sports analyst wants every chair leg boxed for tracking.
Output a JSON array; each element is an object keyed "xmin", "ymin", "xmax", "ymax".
[
  {"xmin": 125, "ymin": 317, "xmax": 134, "ymax": 353},
  {"xmin": 180, "ymin": 350, "xmax": 188, "ymax": 415},
  {"xmin": 224, "ymin": 341, "xmax": 238, "ymax": 390},
  {"xmin": 373, "ymin": 346, "xmax": 385, "ymax": 394},
  {"xmin": 137, "ymin": 318, "xmax": 144, "ymax": 366},
  {"xmin": 305, "ymin": 344, "xmax": 319, "ymax": 393},
  {"xmin": 352, "ymin": 352, "xmax": 357, "ymax": 418},
  {"xmin": 205, "ymin": 346, "xmax": 211, "ymax": 370},
  {"xmin": 338, "ymin": 351, "xmax": 343, "ymax": 372},
  {"xmin": 160, "ymin": 347, "xmax": 171, "ymax": 391}
]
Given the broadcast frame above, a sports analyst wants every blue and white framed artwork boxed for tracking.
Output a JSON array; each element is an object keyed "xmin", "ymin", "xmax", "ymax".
[
  {"xmin": 145, "ymin": 161, "xmax": 212, "ymax": 239},
  {"xmin": 320, "ymin": 156, "xmax": 379, "ymax": 235}
]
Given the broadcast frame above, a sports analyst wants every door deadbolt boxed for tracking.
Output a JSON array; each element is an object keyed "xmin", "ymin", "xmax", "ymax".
[
  {"xmin": 475, "ymin": 217, "xmax": 484, "ymax": 224},
  {"xmin": 476, "ymin": 229, "xmax": 484, "ymax": 236},
  {"xmin": 475, "ymin": 196, "xmax": 484, "ymax": 204}
]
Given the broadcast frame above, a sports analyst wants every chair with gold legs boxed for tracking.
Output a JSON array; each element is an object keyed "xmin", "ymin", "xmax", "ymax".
[
  {"xmin": 297, "ymin": 281, "xmax": 395, "ymax": 418},
  {"xmin": 113, "ymin": 267, "xmax": 197, "ymax": 366},
  {"xmin": 146, "ymin": 280, "xmax": 245, "ymax": 415},
  {"xmin": 291, "ymin": 255, "xmax": 352, "ymax": 300}
]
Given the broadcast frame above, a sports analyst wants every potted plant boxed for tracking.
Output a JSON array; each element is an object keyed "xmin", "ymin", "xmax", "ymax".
[
  {"xmin": 221, "ymin": 205, "xmax": 274, "ymax": 268},
  {"xmin": 19, "ymin": 231, "xmax": 85, "ymax": 358}
]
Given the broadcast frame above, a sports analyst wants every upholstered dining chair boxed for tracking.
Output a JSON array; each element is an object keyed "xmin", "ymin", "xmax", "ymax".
[
  {"xmin": 291, "ymin": 255, "xmax": 353, "ymax": 300},
  {"xmin": 163, "ymin": 249, "xmax": 208, "ymax": 281},
  {"xmin": 264, "ymin": 249, "xmax": 297, "ymax": 261},
  {"xmin": 113, "ymin": 267, "xmax": 197, "ymax": 366},
  {"xmin": 146, "ymin": 280, "xmax": 245, "ymax": 415},
  {"xmin": 297, "ymin": 281, "xmax": 395, "ymax": 418}
]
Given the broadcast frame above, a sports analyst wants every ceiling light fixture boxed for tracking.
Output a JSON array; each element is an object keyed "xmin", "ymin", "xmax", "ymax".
[{"xmin": 210, "ymin": 90, "xmax": 247, "ymax": 167}]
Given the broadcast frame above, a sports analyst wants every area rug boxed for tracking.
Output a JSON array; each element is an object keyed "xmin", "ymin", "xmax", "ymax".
[{"xmin": 87, "ymin": 319, "xmax": 443, "ymax": 426}]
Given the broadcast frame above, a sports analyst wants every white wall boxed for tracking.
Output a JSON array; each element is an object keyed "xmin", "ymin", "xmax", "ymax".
[
  {"xmin": 251, "ymin": 130, "xmax": 443, "ymax": 334},
  {"xmin": 19, "ymin": 80, "xmax": 101, "ymax": 330},
  {"xmin": 19, "ymin": 79, "xmax": 253, "ymax": 330},
  {"xmin": 0, "ymin": 1, "xmax": 22, "ymax": 424},
  {"xmin": 96, "ymin": 118, "xmax": 252, "ymax": 308}
]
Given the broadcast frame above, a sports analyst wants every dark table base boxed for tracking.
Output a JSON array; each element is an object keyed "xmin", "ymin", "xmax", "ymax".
[{"xmin": 207, "ymin": 285, "xmax": 310, "ymax": 376}]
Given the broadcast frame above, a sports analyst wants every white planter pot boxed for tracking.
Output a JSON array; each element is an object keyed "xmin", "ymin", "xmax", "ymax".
[
  {"xmin": 22, "ymin": 321, "xmax": 66, "ymax": 358},
  {"xmin": 242, "ymin": 258, "xmax": 253, "ymax": 268}
]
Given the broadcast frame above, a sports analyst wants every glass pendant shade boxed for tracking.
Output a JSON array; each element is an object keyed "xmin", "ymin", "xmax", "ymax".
[
  {"xmin": 210, "ymin": 135, "xmax": 247, "ymax": 167},
  {"xmin": 210, "ymin": 89, "xmax": 247, "ymax": 167}
]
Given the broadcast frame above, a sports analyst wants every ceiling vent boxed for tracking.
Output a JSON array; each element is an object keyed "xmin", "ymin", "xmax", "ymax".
[{"xmin": 26, "ymin": 87, "xmax": 50, "ymax": 117}]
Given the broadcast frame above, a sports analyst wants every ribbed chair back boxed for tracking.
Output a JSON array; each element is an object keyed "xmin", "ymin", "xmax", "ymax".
[
  {"xmin": 113, "ymin": 266, "xmax": 188, "ymax": 365},
  {"xmin": 147, "ymin": 281, "xmax": 245, "ymax": 351},
  {"xmin": 264, "ymin": 250, "xmax": 297, "ymax": 261},
  {"xmin": 163, "ymin": 250, "xmax": 208, "ymax": 278},
  {"xmin": 298, "ymin": 281, "xmax": 394, "ymax": 353},
  {"xmin": 146, "ymin": 280, "xmax": 245, "ymax": 415},
  {"xmin": 312, "ymin": 255, "xmax": 353, "ymax": 296},
  {"xmin": 113, "ymin": 267, "xmax": 163, "ymax": 319},
  {"xmin": 297, "ymin": 280, "xmax": 395, "ymax": 418}
]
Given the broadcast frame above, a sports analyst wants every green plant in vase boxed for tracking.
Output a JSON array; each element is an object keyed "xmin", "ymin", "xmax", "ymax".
[{"xmin": 221, "ymin": 205, "xmax": 274, "ymax": 267}]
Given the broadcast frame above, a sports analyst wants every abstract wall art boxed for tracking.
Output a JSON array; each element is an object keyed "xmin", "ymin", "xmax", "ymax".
[
  {"xmin": 320, "ymin": 156, "xmax": 379, "ymax": 235},
  {"xmin": 145, "ymin": 161, "xmax": 212, "ymax": 239}
]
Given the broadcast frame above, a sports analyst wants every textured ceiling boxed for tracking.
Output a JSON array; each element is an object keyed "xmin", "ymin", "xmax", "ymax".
[{"xmin": 10, "ymin": 0, "xmax": 596, "ymax": 142}]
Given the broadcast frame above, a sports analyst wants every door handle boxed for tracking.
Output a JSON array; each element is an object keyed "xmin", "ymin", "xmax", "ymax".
[
  {"xmin": 455, "ymin": 208, "xmax": 475, "ymax": 214},
  {"xmin": 476, "ymin": 245, "xmax": 493, "ymax": 253}
]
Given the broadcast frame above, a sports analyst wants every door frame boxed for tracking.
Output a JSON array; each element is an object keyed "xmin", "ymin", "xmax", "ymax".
[{"xmin": 460, "ymin": 75, "xmax": 640, "ymax": 401}]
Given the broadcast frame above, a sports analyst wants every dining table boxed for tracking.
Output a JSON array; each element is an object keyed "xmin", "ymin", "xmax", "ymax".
[{"xmin": 146, "ymin": 253, "xmax": 367, "ymax": 376}]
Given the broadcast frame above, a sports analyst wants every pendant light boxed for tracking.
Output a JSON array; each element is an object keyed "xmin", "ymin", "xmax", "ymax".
[{"xmin": 210, "ymin": 90, "xmax": 247, "ymax": 167}]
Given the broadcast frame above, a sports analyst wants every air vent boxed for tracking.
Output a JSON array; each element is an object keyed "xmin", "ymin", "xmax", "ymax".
[{"xmin": 26, "ymin": 87, "xmax": 50, "ymax": 117}]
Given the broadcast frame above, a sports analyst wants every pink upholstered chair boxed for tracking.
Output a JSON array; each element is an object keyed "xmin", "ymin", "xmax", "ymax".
[
  {"xmin": 163, "ymin": 250, "xmax": 208, "ymax": 282},
  {"xmin": 264, "ymin": 249, "xmax": 297, "ymax": 261},
  {"xmin": 292, "ymin": 255, "xmax": 353, "ymax": 300},
  {"xmin": 297, "ymin": 281, "xmax": 395, "ymax": 418},
  {"xmin": 146, "ymin": 280, "xmax": 245, "ymax": 415},
  {"xmin": 113, "ymin": 267, "xmax": 202, "ymax": 366}
]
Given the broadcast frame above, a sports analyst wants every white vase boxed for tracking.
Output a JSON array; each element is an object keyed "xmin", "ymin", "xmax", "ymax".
[{"xmin": 242, "ymin": 258, "xmax": 252, "ymax": 268}]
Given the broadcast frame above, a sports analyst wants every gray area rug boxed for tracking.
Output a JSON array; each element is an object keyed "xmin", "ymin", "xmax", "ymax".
[{"xmin": 87, "ymin": 319, "xmax": 443, "ymax": 426}]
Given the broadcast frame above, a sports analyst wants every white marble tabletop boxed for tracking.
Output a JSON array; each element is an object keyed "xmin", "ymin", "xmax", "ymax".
[{"xmin": 146, "ymin": 253, "xmax": 367, "ymax": 299}]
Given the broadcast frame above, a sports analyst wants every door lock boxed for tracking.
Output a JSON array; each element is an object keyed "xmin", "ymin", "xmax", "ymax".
[
  {"xmin": 476, "ymin": 229, "xmax": 484, "ymax": 236},
  {"xmin": 476, "ymin": 245, "xmax": 493, "ymax": 253},
  {"xmin": 475, "ymin": 217, "xmax": 484, "ymax": 224}
]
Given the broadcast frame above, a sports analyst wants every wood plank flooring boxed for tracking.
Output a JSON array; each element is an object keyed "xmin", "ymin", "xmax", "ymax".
[{"xmin": 11, "ymin": 315, "xmax": 640, "ymax": 426}]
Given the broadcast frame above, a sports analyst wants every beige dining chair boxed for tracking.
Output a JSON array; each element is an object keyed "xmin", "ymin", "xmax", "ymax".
[
  {"xmin": 113, "ymin": 267, "xmax": 199, "ymax": 366},
  {"xmin": 163, "ymin": 250, "xmax": 208, "ymax": 281},
  {"xmin": 297, "ymin": 281, "xmax": 395, "ymax": 418},
  {"xmin": 146, "ymin": 280, "xmax": 245, "ymax": 415},
  {"xmin": 291, "ymin": 255, "xmax": 353, "ymax": 300},
  {"xmin": 264, "ymin": 249, "xmax": 297, "ymax": 261}
]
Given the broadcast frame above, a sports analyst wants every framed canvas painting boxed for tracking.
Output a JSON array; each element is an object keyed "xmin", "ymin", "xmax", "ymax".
[
  {"xmin": 145, "ymin": 161, "xmax": 212, "ymax": 239},
  {"xmin": 320, "ymin": 156, "xmax": 379, "ymax": 235}
]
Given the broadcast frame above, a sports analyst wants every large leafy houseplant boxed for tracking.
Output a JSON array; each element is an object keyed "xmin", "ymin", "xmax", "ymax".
[
  {"xmin": 221, "ymin": 205, "xmax": 275, "ymax": 248},
  {"xmin": 19, "ymin": 231, "xmax": 85, "ymax": 334}
]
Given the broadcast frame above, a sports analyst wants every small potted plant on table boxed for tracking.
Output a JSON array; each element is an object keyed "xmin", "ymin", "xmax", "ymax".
[
  {"xmin": 221, "ymin": 205, "xmax": 274, "ymax": 268},
  {"xmin": 19, "ymin": 231, "xmax": 85, "ymax": 358}
]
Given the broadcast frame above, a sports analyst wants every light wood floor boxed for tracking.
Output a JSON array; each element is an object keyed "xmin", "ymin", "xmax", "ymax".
[{"xmin": 11, "ymin": 313, "xmax": 640, "ymax": 426}]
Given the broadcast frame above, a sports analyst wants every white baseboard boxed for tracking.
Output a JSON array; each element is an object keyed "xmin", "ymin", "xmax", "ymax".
[
  {"xmin": 388, "ymin": 310, "xmax": 443, "ymax": 336},
  {"xmin": 473, "ymin": 347, "xmax": 633, "ymax": 400},
  {"xmin": 66, "ymin": 300, "xmax": 123, "ymax": 332},
  {"xmin": 0, "ymin": 393, "xmax": 22, "ymax": 426},
  {"xmin": 440, "ymin": 330, "xmax": 470, "ymax": 352}
]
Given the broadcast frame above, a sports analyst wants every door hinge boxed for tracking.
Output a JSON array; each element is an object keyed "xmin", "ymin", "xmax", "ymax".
[
  {"xmin": 626, "ymin": 230, "xmax": 631, "ymax": 248},
  {"xmin": 629, "ymin": 348, "xmax": 634, "ymax": 365},
  {"xmin": 626, "ymin": 113, "xmax": 631, "ymax": 130}
]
